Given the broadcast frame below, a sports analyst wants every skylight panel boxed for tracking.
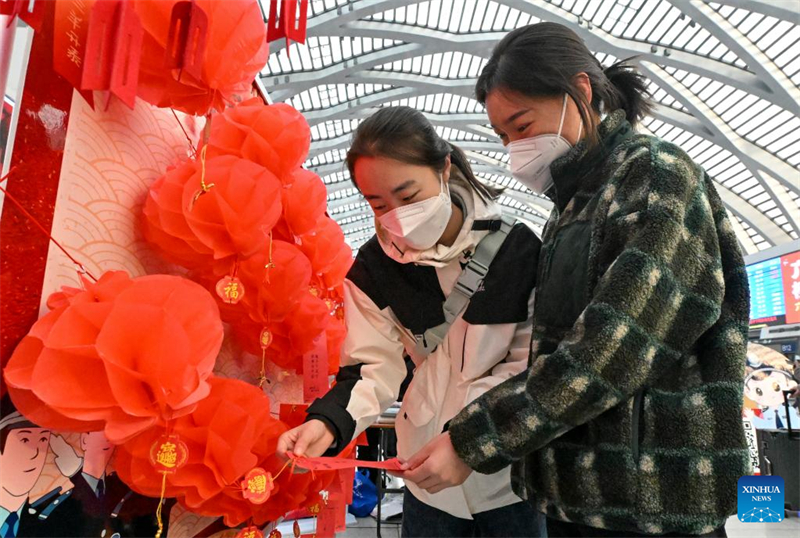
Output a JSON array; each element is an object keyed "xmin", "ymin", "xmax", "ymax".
[
  {"xmin": 602, "ymin": 2, "xmax": 624, "ymax": 34},
  {"xmin": 396, "ymin": 5, "xmax": 408, "ymax": 24},
  {"xmin": 749, "ymin": 16, "xmax": 781, "ymax": 46},
  {"xmin": 582, "ymin": 0, "xmax": 603, "ymax": 21},
  {"xmin": 480, "ymin": 0, "xmax": 497, "ymax": 31},
  {"xmin": 492, "ymin": 3, "xmax": 509, "ymax": 31},
  {"xmin": 765, "ymin": 24, "xmax": 800, "ymax": 62}
]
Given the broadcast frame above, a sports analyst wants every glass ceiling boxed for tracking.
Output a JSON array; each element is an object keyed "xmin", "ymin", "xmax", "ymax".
[{"xmin": 258, "ymin": 0, "xmax": 800, "ymax": 255}]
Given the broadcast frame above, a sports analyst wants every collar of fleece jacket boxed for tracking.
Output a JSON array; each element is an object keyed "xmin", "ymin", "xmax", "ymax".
[
  {"xmin": 446, "ymin": 111, "xmax": 751, "ymax": 536},
  {"xmin": 548, "ymin": 109, "xmax": 631, "ymax": 212}
]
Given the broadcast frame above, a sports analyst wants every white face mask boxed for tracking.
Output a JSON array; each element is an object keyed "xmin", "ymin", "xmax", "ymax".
[
  {"xmin": 377, "ymin": 176, "xmax": 452, "ymax": 251},
  {"xmin": 507, "ymin": 94, "xmax": 581, "ymax": 195}
]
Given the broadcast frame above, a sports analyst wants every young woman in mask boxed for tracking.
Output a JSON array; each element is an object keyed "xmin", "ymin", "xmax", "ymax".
[
  {"xmin": 277, "ymin": 106, "xmax": 545, "ymax": 538},
  {"xmin": 399, "ymin": 22, "xmax": 750, "ymax": 538}
]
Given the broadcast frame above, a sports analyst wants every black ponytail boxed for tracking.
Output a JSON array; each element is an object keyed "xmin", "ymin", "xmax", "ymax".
[
  {"xmin": 601, "ymin": 59, "xmax": 652, "ymax": 125},
  {"xmin": 447, "ymin": 142, "xmax": 502, "ymax": 201},
  {"xmin": 476, "ymin": 23, "xmax": 652, "ymax": 144}
]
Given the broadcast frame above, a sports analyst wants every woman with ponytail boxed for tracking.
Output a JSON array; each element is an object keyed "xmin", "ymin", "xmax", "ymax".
[
  {"xmin": 278, "ymin": 106, "xmax": 545, "ymax": 537},
  {"xmin": 401, "ymin": 22, "xmax": 750, "ymax": 538}
]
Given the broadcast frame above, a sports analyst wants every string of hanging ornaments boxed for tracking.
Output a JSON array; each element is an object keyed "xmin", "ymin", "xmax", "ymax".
[{"xmin": 2, "ymin": 1, "xmax": 363, "ymax": 536}]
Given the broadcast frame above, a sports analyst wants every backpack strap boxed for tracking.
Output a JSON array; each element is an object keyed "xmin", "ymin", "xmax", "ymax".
[{"xmin": 413, "ymin": 216, "xmax": 516, "ymax": 357}]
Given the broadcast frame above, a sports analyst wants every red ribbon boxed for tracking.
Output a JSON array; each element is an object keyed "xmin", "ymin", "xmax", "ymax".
[
  {"xmin": 287, "ymin": 452, "xmax": 404, "ymax": 472},
  {"xmin": 0, "ymin": 168, "xmax": 97, "ymax": 281}
]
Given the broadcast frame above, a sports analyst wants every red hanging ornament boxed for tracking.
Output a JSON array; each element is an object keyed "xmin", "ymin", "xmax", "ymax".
[
  {"xmin": 236, "ymin": 527, "xmax": 265, "ymax": 538},
  {"xmin": 241, "ymin": 468, "xmax": 274, "ymax": 504},
  {"xmin": 266, "ymin": 0, "xmax": 309, "ymax": 54},
  {"xmin": 135, "ymin": 0, "xmax": 268, "ymax": 115},
  {"xmin": 81, "ymin": 0, "xmax": 144, "ymax": 109},
  {"xmin": 164, "ymin": 0, "xmax": 207, "ymax": 80},
  {"xmin": 150, "ymin": 434, "xmax": 190, "ymax": 474},
  {"xmin": 142, "ymin": 153, "xmax": 282, "ymax": 272},
  {"xmin": 216, "ymin": 275, "xmax": 245, "ymax": 305}
]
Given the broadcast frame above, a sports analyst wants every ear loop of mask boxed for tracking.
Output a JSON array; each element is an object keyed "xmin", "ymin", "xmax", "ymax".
[
  {"xmin": 558, "ymin": 93, "xmax": 584, "ymax": 143},
  {"xmin": 556, "ymin": 94, "xmax": 568, "ymax": 139}
]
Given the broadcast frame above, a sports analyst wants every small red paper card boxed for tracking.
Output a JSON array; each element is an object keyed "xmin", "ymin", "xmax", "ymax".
[
  {"xmin": 325, "ymin": 475, "xmax": 347, "ymax": 533},
  {"xmin": 339, "ymin": 467, "xmax": 355, "ymax": 505},
  {"xmin": 302, "ymin": 335, "xmax": 328, "ymax": 403},
  {"xmin": 53, "ymin": 0, "xmax": 95, "ymax": 103},
  {"xmin": 0, "ymin": 0, "xmax": 45, "ymax": 31},
  {"xmin": 315, "ymin": 498, "xmax": 338, "ymax": 538}
]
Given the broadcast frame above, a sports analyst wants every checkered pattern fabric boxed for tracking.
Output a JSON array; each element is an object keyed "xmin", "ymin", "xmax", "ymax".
[{"xmin": 448, "ymin": 111, "xmax": 750, "ymax": 536}]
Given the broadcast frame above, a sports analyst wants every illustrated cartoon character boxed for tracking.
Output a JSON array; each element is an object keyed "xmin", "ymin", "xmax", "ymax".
[
  {"xmin": 0, "ymin": 398, "xmax": 82, "ymax": 538},
  {"xmin": 50, "ymin": 430, "xmax": 172, "ymax": 538},
  {"xmin": 744, "ymin": 343, "xmax": 800, "ymax": 430}
]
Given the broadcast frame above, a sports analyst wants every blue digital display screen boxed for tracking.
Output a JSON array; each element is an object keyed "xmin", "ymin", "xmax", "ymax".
[{"xmin": 746, "ymin": 257, "xmax": 785, "ymax": 324}]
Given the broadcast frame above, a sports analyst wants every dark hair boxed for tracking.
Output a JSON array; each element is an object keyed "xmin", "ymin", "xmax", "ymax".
[
  {"xmin": 0, "ymin": 395, "xmax": 37, "ymax": 454},
  {"xmin": 476, "ymin": 22, "xmax": 652, "ymax": 144},
  {"xmin": 346, "ymin": 106, "xmax": 500, "ymax": 200}
]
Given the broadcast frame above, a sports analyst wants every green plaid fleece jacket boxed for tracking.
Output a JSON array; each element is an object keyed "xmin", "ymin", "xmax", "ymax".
[{"xmin": 447, "ymin": 110, "xmax": 750, "ymax": 535}]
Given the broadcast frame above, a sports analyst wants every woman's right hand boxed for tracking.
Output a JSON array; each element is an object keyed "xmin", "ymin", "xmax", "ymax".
[{"xmin": 276, "ymin": 419, "xmax": 336, "ymax": 460}]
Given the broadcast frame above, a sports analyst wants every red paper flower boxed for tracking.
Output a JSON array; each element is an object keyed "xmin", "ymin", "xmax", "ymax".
[
  {"xmin": 3, "ymin": 271, "xmax": 223, "ymax": 443},
  {"xmin": 142, "ymin": 154, "xmax": 282, "ymax": 270},
  {"xmin": 142, "ymin": 161, "xmax": 215, "ymax": 270},
  {"xmin": 280, "ymin": 169, "xmax": 328, "ymax": 237},
  {"xmin": 235, "ymin": 240, "xmax": 313, "ymax": 324},
  {"xmin": 298, "ymin": 216, "xmax": 353, "ymax": 288},
  {"xmin": 207, "ymin": 98, "xmax": 311, "ymax": 180},
  {"xmin": 134, "ymin": 0, "xmax": 269, "ymax": 115},
  {"xmin": 232, "ymin": 292, "xmax": 331, "ymax": 372},
  {"xmin": 116, "ymin": 377, "xmax": 331, "ymax": 526},
  {"xmin": 183, "ymin": 154, "xmax": 282, "ymax": 261}
]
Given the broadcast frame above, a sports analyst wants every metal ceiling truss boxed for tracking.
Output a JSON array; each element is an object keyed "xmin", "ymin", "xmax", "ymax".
[{"xmin": 260, "ymin": 0, "xmax": 800, "ymax": 254}]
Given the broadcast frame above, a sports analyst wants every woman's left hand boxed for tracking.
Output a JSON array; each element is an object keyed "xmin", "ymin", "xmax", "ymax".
[{"xmin": 399, "ymin": 432, "xmax": 473, "ymax": 494}]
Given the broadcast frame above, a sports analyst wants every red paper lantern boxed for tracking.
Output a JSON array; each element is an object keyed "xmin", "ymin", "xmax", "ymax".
[
  {"xmin": 183, "ymin": 154, "xmax": 283, "ymax": 261},
  {"xmin": 142, "ymin": 160, "xmax": 215, "ymax": 270},
  {"xmin": 281, "ymin": 168, "xmax": 328, "ymax": 237},
  {"xmin": 207, "ymin": 98, "xmax": 311, "ymax": 180},
  {"xmin": 235, "ymin": 240, "xmax": 313, "ymax": 324},
  {"xmin": 3, "ymin": 271, "xmax": 223, "ymax": 443},
  {"xmin": 134, "ymin": 0, "xmax": 269, "ymax": 115},
  {"xmin": 298, "ymin": 216, "xmax": 353, "ymax": 287},
  {"xmin": 142, "ymin": 154, "xmax": 283, "ymax": 271}
]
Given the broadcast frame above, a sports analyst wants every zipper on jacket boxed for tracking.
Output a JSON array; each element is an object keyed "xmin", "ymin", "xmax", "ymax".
[
  {"xmin": 540, "ymin": 208, "xmax": 560, "ymax": 284},
  {"xmin": 460, "ymin": 326, "xmax": 468, "ymax": 372},
  {"xmin": 630, "ymin": 389, "xmax": 645, "ymax": 463}
]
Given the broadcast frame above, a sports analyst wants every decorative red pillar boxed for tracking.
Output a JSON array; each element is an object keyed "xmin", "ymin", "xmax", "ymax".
[{"xmin": 0, "ymin": 2, "xmax": 75, "ymax": 387}]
